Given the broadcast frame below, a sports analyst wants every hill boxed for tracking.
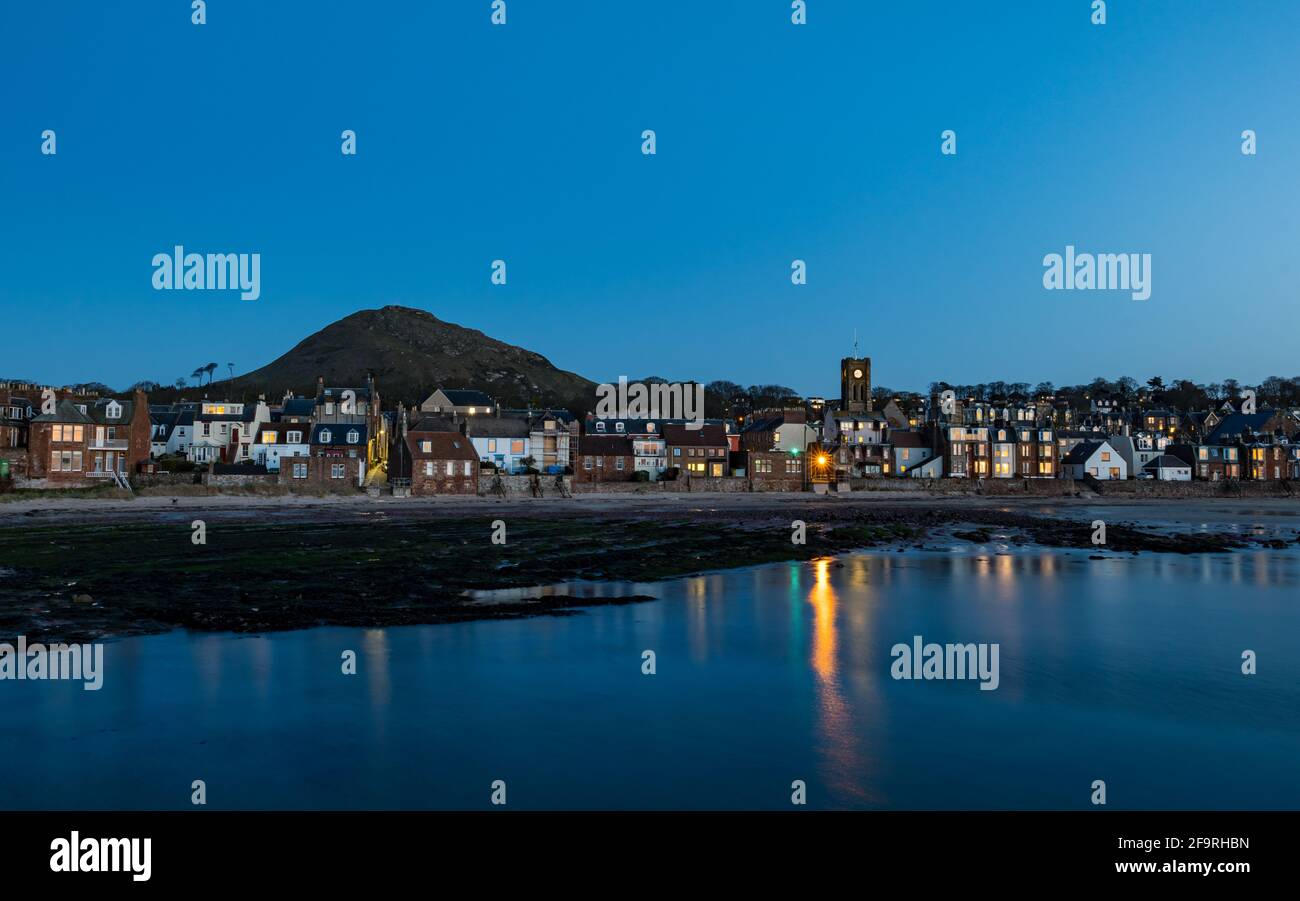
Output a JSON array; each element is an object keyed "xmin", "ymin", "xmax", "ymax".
[{"xmin": 214, "ymin": 306, "xmax": 597, "ymax": 410}]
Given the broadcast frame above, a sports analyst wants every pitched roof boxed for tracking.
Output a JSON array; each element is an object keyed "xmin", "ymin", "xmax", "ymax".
[
  {"xmin": 661, "ymin": 423, "xmax": 727, "ymax": 446},
  {"xmin": 310, "ymin": 423, "xmax": 368, "ymax": 446},
  {"xmin": 281, "ymin": 397, "xmax": 316, "ymax": 417},
  {"xmin": 741, "ymin": 416, "xmax": 786, "ymax": 433},
  {"xmin": 466, "ymin": 416, "xmax": 531, "ymax": 438},
  {"xmin": 1143, "ymin": 455, "xmax": 1188, "ymax": 471},
  {"xmin": 1062, "ymin": 440, "xmax": 1108, "ymax": 464},
  {"xmin": 1205, "ymin": 411, "xmax": 1280, "ymax": 444},
  {"xmin": 587, "ymin": 418, "xmax": 662, "ymax": 434},
  {"xmin": 409, "ymin": 416, "xmax": 462, "ymax": 434},
  {"xmin": 579, "ymin": 435, "xmax": 635, "ymax": 455},
  {"xmin": 254, "ymin": 423, "xmax": 309, "ymax": 442},
  {"xmin": 406, "ymin": 431, "xmax": 478, "ymax": 460},
  {"xmin": 32, "ymin": 398, "xmax": 94, "ymax": 424},
  {"xmin": 890, "ymin": 430, "xmax": 927, "ymax": 448}
]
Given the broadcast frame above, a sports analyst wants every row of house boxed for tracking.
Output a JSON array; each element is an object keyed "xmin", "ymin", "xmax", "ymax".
[{"xmin": 8, "ymin": 366, "xmax": 1300, "ymax": 491}]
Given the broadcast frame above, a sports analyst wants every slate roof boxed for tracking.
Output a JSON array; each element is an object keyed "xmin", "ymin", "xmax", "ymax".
[
  {"xmin": 254, "ymin": 423, "xmax": 310, "ymax": 443},
  {"xmin": 31, "ymin": 398, "xmax": 93, "ymax": 425},
  {"xmin": 281, "ymin": 397, "xmax": 317, "ymax": 418},
  {"xmin": 1062, "ymin": 440, "xmax": 1108, "ymax": 464},
  {"xmin": 466, "ymin": 417, "xmax": 532, "ymax": 438},
  {"xmin": 310, "ymin": 423, "xmax": 368, "ymax": 446},
  {"xmin": 407, "ymin": 431, "xmax": 478, "ymax": 460},
  {"xmin": 741, "ymin": 416, "xmax": 786, "ymax": 434},
  {"xmin": 661, "ymin": 423, "xmax": 727, "ymax": 446},
  {"xmin": 587, "ymin": 418, "xmax": 663, "ymax": 434},
  {"xmin": 579, "ymin": 435, "xmax": 635, "ymax": 456},
  {"xmin": 1143, "ymin": 455, "xmax": 1189, "ymax": 471},
  {"xmin": 409, "ymin": 416, "xmax": 462, "ymax": 434},
  {"xmin": 1205, "ymin": 411, "xmax": 1280, "ymax": 444}
]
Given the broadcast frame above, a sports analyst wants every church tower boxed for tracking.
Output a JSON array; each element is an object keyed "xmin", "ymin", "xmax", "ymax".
[{"xmin": 841, "ymin": 357, "xmax": 871, "ymax": 413}]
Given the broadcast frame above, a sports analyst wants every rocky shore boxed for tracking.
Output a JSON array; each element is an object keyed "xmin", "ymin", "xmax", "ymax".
[{"xmin": 1, "ymin": 493, "xmax": 1297, "ymax": 643}]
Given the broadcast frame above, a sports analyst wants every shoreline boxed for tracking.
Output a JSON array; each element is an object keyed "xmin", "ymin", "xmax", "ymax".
[
  {"xmin": 2, "ymin": 493, "xmax": 1298, "ymax": 644},
  {"xmin": 6, "ymin": 488, "xmax": 1300, "ymax": 526}
]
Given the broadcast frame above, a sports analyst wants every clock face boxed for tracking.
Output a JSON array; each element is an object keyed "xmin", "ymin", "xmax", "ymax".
[{"xmin": 853, "ymin": 369, "xmax": 863, "ymax": 379}]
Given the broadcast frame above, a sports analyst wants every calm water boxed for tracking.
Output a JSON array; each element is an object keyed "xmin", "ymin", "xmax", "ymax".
[{"xmin": 2, "ymin": 548, "xmax": 1299, "ymax": 810}]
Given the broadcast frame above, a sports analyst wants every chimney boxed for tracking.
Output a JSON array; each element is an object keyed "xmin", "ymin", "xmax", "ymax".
[{"xmin": 316, "ymin": 375, "xmax": 325, "ymax": 397}]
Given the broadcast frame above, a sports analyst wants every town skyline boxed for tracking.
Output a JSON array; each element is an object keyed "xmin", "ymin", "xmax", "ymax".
[{"xmin": 4, "ymin": 303, "xmax": 1300, "ymax": 404}]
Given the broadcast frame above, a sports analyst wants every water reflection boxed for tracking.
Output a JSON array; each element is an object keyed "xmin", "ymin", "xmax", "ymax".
[
  {"xmin": 4, "ymin": 545, "xmax": 1299, "ymax": 810},
  {"xmin": 807, "ymin": 558, "xmax": 876, "ymax": 804}
]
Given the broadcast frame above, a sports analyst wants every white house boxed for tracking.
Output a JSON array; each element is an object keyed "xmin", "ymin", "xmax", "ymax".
[
  {"xmin": 891, "ymin": 431, "xmax": 934, "ymax": 476},
  {"xmin": 1061, "ymin": 439, "xmax": 1128, "ymax": 480},
  {"xmin": 1142, "ymin": 454, "xmax": 1192, "ymax": 481},
  {"xmin": 632, "ymin": 435, "xmax": 667, "ymax": 478},
  {"xmin": 1109, "ymin": 433, "xmax": 1165, "ymax": 476},
  {"xmin": 149, "ymin": 409, "xmax": 195, "ymax": 458},
  {"xmin": 251, "ymin": 422, "xmax": 311, "ymax": 472},
  {"xmin": 188, "ymin": 400, "xmax": 270, "ymax": 464}
]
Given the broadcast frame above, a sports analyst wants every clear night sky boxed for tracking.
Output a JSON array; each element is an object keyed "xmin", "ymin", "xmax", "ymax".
[{"xmin": 2, "ymin": 1, "xmax": 1297, "ymax": 396}]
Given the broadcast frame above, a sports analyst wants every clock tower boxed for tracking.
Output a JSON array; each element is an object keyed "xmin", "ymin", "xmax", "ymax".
[{"xmin": 841, "ymin": 357, "xmax": 871, "ymax": 413}]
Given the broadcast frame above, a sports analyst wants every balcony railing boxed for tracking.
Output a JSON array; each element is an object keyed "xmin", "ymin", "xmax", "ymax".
[{"xmin": 89, "ymin": 438, "xmax": 129, "ymax": 450}]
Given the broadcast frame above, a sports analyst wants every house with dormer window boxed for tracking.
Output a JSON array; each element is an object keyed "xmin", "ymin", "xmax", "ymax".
[
  {"xmin": 251, "ymin": 422, "xmax": 311, "ymax": 471},
  {"xmin": 27, "ymin": 390, "xmax": 153, "ymax": 485},
  {"xmin": 396, "ymin": 417, "xmax": 479, "ymax": 495}
]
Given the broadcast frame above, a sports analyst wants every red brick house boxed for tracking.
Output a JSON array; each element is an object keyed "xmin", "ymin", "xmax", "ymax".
[
  {"xmin": 748, "ymin": 449, "xmax": 804, "ymax": 489},
  {"xmin": 1244, "ymin": 441, "xmax": 1289, "ymax": 481},
  {"xmin": 397, "ymin": 418, "xmax": 479, "ymax": 495},
  {"xmin": 576, "ymin": 435, "xmax": 636, "ymax": 482},
  {"xmin": 277, "ymin": 453, "xmax": 365, "ymax": 490},
  {"xmin": 27, "ymin": 390, "xmax": 152, "ymax": 485},
  {"xmin": 662, "ymin": 423, "xmax": 728, "ymax": 477}
]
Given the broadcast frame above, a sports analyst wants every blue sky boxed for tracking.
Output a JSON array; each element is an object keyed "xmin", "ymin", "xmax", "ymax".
[{"xmin": 2, "ymin": 1, "xmax": 1297, "ymax": 396}]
